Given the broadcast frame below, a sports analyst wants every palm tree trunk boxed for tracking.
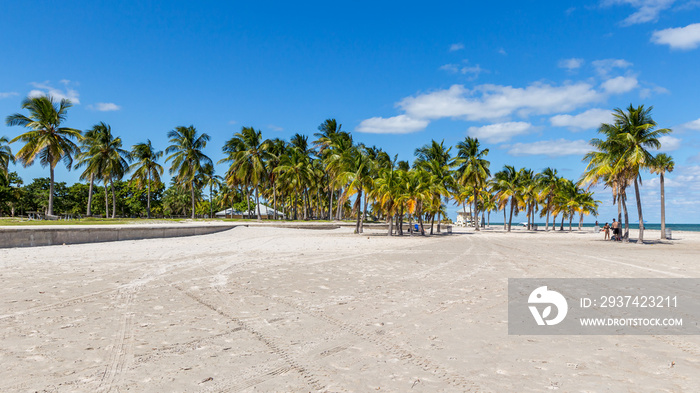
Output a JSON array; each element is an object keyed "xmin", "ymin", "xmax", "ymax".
[
  {"xmin": 273, "ymin": 182, "xmax": 278, "ymax": 220},
  {"xmin": 503, "ymin": 206, "xmax": 507, "ymax": 231},
  {"xmin": 579, "ymin": 213, "xmax": 584, "ymax": 230},
  {"xmin": 560, "ymin": 214, "xmax": 564, "ymax": 231},
  {"xmin": 569, "ymin": 212, "xmax": 573, "ymax": 232},
  {"xmin": 430, "ymin": 213, "xmax": 435, "ymax": 235},
  {"xmin": 354, "ymin": 189, "xmax": 362, "ymax": 234},
  {"xmin": 104, "ymin": 181, "xmax": 109, "ymax": 218},
  {"xmin": 660, "ymin": 172, "xmax": 666, "ymax": 239},
  {"xmin": 388, "ymin": 215, "xmax": 393, "ymax": 236},
  {"xmin": 110, "ymin": 180, "xmax": 116, "ymax": 218},
  {"xmin": 48, "ymin": 165, "xmax": 55, "ymax": 216},
  {"xmin": 418, "ymin": 204, "xmax": 425, "ymax": 235},
  {"xmin": 621, "ymin": 192, "xmax": 630, "ymax": 242},
  {"xmin": 147, "ymin": 173, "xmax": 152, "ymax": 219},
  {"xmin": 552, "ymin": 213, "xmax": 557, "ymax": 232},
  {"xmin": 437, "ymin": 211, "xmax": 441, "ymax": 233},
  {"xmin": 209, "ymin": 182, "xmax": 213, "ymax": 219},
  {"xmin": 507, "ymin": 198, "xmax": 515, "ymax": 232},
  {"xmin": 87, "ymin": 173, "xmax": 94, "ymax": 216},
  {"xmin": 245, "ymin": 186, "xmax": 251, "ymax": 219},
  {"xmin": 545, "ymin": 198, "xmax": 551, "ymax": 231},
  {"xmin": 255, "ymin": 186, "xmax": 262, "ymax": 221},
  {"xmin": 328, "ymin": 187, "xmax": 333, "ymax": 220},
  {"xmin": 293, "ymin": 190, "xmax": 298, "ymax": 220},
  {"xmin": 473, "ymin": 190, "xmax": 480, "ymax": 231},
  {"xmin": 633, "ymin": 176, "xmax": 644, "ymax": 244},
  {"xmin": 190, "ymin": 180, "xmax": 195, "ymax": 219},
  {"xmin": 487, "ymin": 211, "xmax": 491, "ymax": 227},
  {"xmin": 360, "ymin": 192, "xmax": 368, "ymax": 233}
]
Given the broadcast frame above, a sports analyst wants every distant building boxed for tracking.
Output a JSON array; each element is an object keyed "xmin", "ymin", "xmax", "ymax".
[
  {"xmin": 455, "ymin": 211, "xmax": 475, "ymax": 227},
  {"xmin": 215, "ymin": 204, "xmax": 285, "ymax": 219}
]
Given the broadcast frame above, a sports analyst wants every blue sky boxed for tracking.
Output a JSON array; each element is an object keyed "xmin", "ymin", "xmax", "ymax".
[{"xmin": 2, "ymin": 1, "xmax": 700, "ymax": 222}]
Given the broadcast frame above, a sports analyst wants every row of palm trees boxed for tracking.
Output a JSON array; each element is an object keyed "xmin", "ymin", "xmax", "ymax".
[{"xmin": 2, "ymin": 96, "xmax": 674, "ymax": 241}]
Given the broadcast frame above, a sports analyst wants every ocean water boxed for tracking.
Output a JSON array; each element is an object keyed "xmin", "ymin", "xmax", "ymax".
[{"xmin": 488, "ymin": 222, "xmax": 700, "ymax": 232}]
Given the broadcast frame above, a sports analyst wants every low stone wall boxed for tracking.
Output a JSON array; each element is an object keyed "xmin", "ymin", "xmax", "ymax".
[{"xmin": 0, "ymin": 225, "xmax": 238, "ymax": 249}]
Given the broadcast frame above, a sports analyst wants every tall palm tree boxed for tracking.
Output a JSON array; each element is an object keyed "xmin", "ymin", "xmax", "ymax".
[
  {"xmin": 129, "ymin": 140, "xmax": 164, "ymax": 218},
  {"xmin": 582, "ymin": 123, "xmax": 632, "ymax": 241},
  {"xmin": 537, "ymin": 167, "xmax": 559, "ymax": 231},
  {"xmin": 276, "ymin": 146, "xmax": 313, "ymax": 220},
  {"xmin": 263, "ymin": 138, "xmax": 287, "ymax": 220},
  {"xmin": 456, "ymin": 137, "xmax": 490, "ymax": 231},
  {"xmin": 220, "ymin": 127, "xmax": 269, "ymax": 220},
  {"xmin": 611, "ymin": 105, "xmax": 671, "ymax": 243},
  {"xmin": 415, "ymin": 140, "xmax": 457, "ymax": 233},
  {"xmin": 493, "ymin": 165, "xmax": 521, "ymax": 232},
  {"xmin": 6, "ymin": 96, "xmax": 81, "ymax": 215},
  {"xmin": 79, "ymin": 123, "xmax": 129, "ymax": 218},
  {"xmin": 74, "ymin": 127, "xmax": 102, "ymax": 216},
  {"xmin": 0, "ymin": 136, "xmax": 14, "ymax": 182},
  {"xmin": 198, "ymin": 163, "xmax": 223, "ymax": 219},
  {"xmin": 336, "ymin": 145, "xmax": 372, "ymax": 233},
  {"xmin": 165, "ymin": 125, "xmax": 212, "ymax": 219},
  {"xmin": 650, "ymin": 153, "xmax": 674, "ymax": 239}
]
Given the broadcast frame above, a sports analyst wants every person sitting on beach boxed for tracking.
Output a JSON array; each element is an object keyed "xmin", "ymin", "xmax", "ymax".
[
  {"xmin": 603, "ymin": 223, "xmax": 610, "ymax": 240},
  {"xmin": 611, "ymin": 219, "xmax": 620, "ymax": 241}
]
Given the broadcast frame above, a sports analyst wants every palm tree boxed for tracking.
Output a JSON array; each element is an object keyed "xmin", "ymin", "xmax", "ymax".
[
  {"xmin": 537, "ymin": 168, "xmax": 559, "ymax": 231},
  {"xmin": 612, "ymin": 105, "xmax": 671, "ymax": 243},
  {"xmin": 415, "ymin": 140, "xmax": 457, "ymax": 233},
  {"xmin": 336, "ymin": 145, "xmax": 372, "ymax": 233},
  {"xmin": 493, "ymin": 165, "xmax": 521, "ymax": 232},
  {"xmin": 74, "ymin": 127, "xmax": 102, "ymax": 216},
  {"xmin": 220, "ymin": 127, "xmax": 269, "ymax": 220},
  {"xmin": 582, "ymin": 123, "xmax": 632, "ymax": 241},
  {"xmin": 456, "ymin": 137, "xmax": 490, "ymax": 231},
  {"xmin": 650, "ymin": 153, "xmax": 674, "ymax": 239},
  {"xmin": 263, "ymin": 138, "xmax": 287, "ymax": 220},
  {"xmin": 6, "ymin": 96, "xmax": 81, "ymax": 215},
  {"xmin": 0, "ymin": 136, "xmax": 14, "ymax": 182},
  {"xmin": 276, "ymin": 146, "xmax": 313, "ymax": 220},
  {"xmin": 575, "ymin": 189, "xmax": 600, "ymax": 230},
  {"xmin": 165, "ymin": 125, "xmax": 212, "ymax": 219},
  {"xmin": 129, "ymin": 140, "xmax": 164, "ymax": 218},
  {"xmin": 200, "ymin": 163, "xmax": 223, "ymax": 219},
  {"xmin": 79, "ymin": 123, "xmax": 129, "ymax": 218}
]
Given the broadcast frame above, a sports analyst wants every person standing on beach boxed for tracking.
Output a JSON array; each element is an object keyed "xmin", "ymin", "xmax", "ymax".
[
  {"xmin": 603, "ymin": 222, "xmax": 611, "ymax": 240},
  {"xmin": 611, "ymin": 219, "xmax": 620, "ymax": 241}
]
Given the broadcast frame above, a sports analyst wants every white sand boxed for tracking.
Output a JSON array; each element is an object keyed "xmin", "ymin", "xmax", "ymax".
[{"xmin": 1, "ymin": 225, "xmax": 699, "ymax": 392}]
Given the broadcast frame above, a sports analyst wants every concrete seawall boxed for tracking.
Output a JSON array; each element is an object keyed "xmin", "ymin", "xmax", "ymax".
[{"xmin": 0, "ymin": 225, "xmax": 240, "ymax": 249}]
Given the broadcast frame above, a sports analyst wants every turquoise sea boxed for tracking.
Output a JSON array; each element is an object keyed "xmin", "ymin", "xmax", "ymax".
[{"xmin": 488, "ymin": 223, "xmax": 700, "ymax": 232}]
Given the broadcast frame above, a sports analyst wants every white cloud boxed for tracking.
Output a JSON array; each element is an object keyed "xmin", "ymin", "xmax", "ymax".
[
  {"xmin": 603, "ymin": 0, "xmax": 676, "ymax": 25},
  {"xmin": 27, "ymin": 80, "xmax": 80, "ymax": 104},
  {"xmin": 449, "ymin": 43, "xmax": 465, "ymax": 52},
  {"xmin": 651, "ymin": 23, "xmax": 700, "ymax": 49},
  {"xmin": 657, "ymin": 135, "xmax": 681, "ymax": 151},
  {"xmin": 507, "ymin": 139, "xmax": 592, "ymax": 157},
  {"xmin": 267, "ymin": 125, "xmax": 284, "ymax": 132},
  {"xmin": 0, "ymin": 92, "xmax": 18, "ymax": 99},
  {"xmin": 592, "ymin": 58, "xmax": 633, "ymax": 76},
  {"xmin": 89, "ymin": 102, "xmax": 120, "ymax": 111},
  {"xmin": 356, "ymin": 115, "xmax": 429, "ymax": 134},
  {"xmin": 550, "ymin": 108, "xmax": 614, "ymax": 130},
  {"xmin": 639, "ymin": 84, "xmax": 670, "ymax": 98},
  {"xmin": 466, "ymin": 122, "xmax": 533, "ymax": 143},
  {"xmin": 558, "ymin": 58, "xmax": 584, "ymax": 70},
  {"xmin": 498, "ymin": 48, "xmax": 508, "ymax": 55},
  {"xmin": 681, "ymin": 118, "xmax": 700, "ymax": 130},
  {"xmin": 601, "ymin": 76, "xmax": 639, "ymax": 93},
  {"xmin": 440, "ymin": 63, "xmax": 486, "ymax": 80},
  {"xmin": 398, "ymin": 82, "xmax": 605, "ymax": 122}
]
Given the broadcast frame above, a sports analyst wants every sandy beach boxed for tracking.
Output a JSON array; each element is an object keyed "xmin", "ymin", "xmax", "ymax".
[{"xmin": 1, "ymin": 225, "xmax": 699, "ymax": 392}]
